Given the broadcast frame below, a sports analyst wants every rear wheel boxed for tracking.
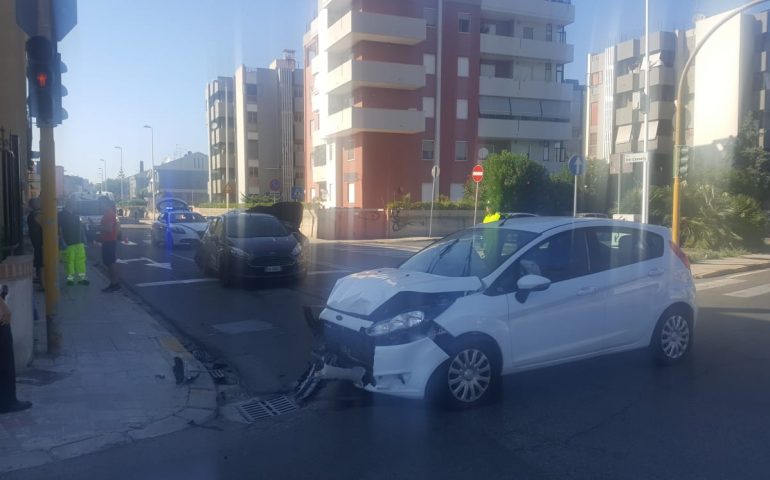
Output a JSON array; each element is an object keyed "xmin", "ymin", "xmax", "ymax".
[
  {"xmin": 427, "ymin": 336, "xmax": 501, "ymax": 409},
  {"xmin": 650, "ymin": 306, "xmax": 693, "ymax": 365}
]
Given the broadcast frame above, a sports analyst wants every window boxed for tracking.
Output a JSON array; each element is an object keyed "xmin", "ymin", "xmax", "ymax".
[
  {"xmin": 647, "ymin": 120, "xmax": 660, "ymax": 141},
  {"xmin": 546, "ymin": 23, "xmax": 553, "ymax": 42},
  {"xmin": 422, "ymin": 140, "xmax": 434, "ymax": 160},
  {"xmin": 590, "ymin": 102, "xmax": 599, "ymax": 126},
  {"xmin": 424, "ymin": 7, "xmax": 437, "ymax": 27},
  {"xmin": 247, "ymin": 140, "xmax": 259, "ymax": 159},
  {"xmin": 457, "ymin": 57, "xmax": 469, "ymax": 77},
  {"xmin": 226, "ymin": 215, "xmax": 287, "ymax": 238},
  {"xmin": 455, "ymin": 141, "xmax": 468, "ymax": 161},
  {"xmin": 347, "ymin": 183, "xmax": 356, "ymax": 204},
  {"xmin": 249, "ymin": 167, "xmax": 258, "ymax": 177},
  {"xmin": 557, "ymin": 25, "xmax": 566, "ymax": 43},
  {"xmin": 586, "ymin": 227, "xmax": 664, "ymax": 272},
  {"xmin": 423, "ymin": 97, "xmax": 435, "ymax": 118},
  {"xmin": 616, "ymin": 124, "xmax": 633, "ymax": 144},
  {"xmin": 456, "ymin": 99, "xmax": 468, "ymax": 119},
  {"xmin": 424, "ymin": 54, "xmax": 436, "ymax": 75},
  {"xmin": 514, "ymin": 229, "xmax": 590, "ymax": 284},
  {"xmin": 545, "ymin": 63, "xmax": 553, "ymax": 82},
  {"xmin": 458, "ymin": 13, "xmax": 471, "ymax": 33},
  {"xmin": 312, "ymin": 73, "xmax": 319, "ymax": 93},
  {"xmin": 344, "ymin": 138, "xmax": 355, "ymax": 161},
  {"xmin": 246, "ymin": 84, "xmax": 258, "ymax": 96},
  {"xmin": 523, "ymin": 26, "xmax": 534, "ymax": 40},
  {"xmin": 590, "ymin": 71, "xmax": 603, "ymax": 86},
  {"xmin": 312, "ymin": 145, "xmax": 326, "ymax": 166},
  {"xmin": 556, "ymin": 64, "xmax": 564, "ymax": 83},
  {"xmin": 311, "ymin": 111, "xmax": 320, "ymax": 131},
  {"xmin": 543, "ymin": 141, "xmax": 550, "ymax": 161},
  {"xmin": 450, "ymin": 183, "xmax": 464, "ymax": 202},
  {"xmin": 247, "ymin": 112, "xmax": 258, "ymax": 124}
]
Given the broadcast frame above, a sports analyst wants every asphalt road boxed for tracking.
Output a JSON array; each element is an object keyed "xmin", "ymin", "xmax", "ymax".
[{"xmin": 9, "ymin": 227, "xmax": 770, "ymax": 480}]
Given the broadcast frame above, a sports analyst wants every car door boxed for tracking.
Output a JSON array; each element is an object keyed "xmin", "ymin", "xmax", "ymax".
[
  {"xmin": 503, "ymin": 228, "xmax": 608, "ymax": 367},
  {"xmin": 585, "ymin": 226, "xmax": 667, "ymax": 348}
]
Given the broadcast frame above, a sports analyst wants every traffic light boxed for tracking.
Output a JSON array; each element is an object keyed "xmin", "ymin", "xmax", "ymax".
[
  {"xmin": 678, "ymin": 145, "xmax": 690, "ymax": 178},
  {"xmin": 25, "ymin": 36, "xmax": 67, "ymax": 127},
  {"xmin": 26, "ymin": 36, "xmax": 54, "ymax": 124}
]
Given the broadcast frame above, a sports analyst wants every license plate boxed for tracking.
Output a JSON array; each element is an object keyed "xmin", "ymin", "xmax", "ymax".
[{"xmin": 265, "ymin": 266, "xmax": 283, "ymax": 273}]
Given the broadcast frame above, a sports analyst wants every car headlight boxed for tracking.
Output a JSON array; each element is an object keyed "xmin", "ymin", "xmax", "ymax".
[
  {"xmin": 171, "ymin": 226, "xmax": 186, "ymax": 234},
  {"xmin": 367, "ymin": 310, "xmax": 426, "ymax": 337},
  {"xmin": 230, "ymin": 247, "xmax": 250, "ymax": 259},
  {"xmin": 291, "ymin": 243, "xmax": 302, "ymax": 256}
]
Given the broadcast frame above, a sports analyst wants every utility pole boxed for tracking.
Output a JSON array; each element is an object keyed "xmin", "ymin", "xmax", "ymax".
[
  {"xmin": 114, "ymin": 146, "xmax": 124, "ymax": 203},
  {"xmin": 641, "ymin": 0, "xmax": 650, "ymax": 224},
  {"xmin": 143, "ymin": 125, "xmax": 155, "ymax": 211},
  {"xmin": 224, "ymin": 81, "xmax": 230, "ymax": 211}
]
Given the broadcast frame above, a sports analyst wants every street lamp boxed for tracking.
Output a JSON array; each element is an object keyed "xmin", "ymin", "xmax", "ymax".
[
  {"xmin": 98, "ymin": 167, "xmax": 103, "ymax": 192},
  {"xmin": 100, "ymin": 158, "xmax": 107, "ymax": 194},
  {"xmin": 143, "ymin": 125, "xmax": 156, "ymax": 211},
  {"xmin": 114, "ymin": 146, "xmax": 124, "ymax": 203},
  {"xmin": 671, "ymin": 0, "xmax": 768, "ymax": 245}
]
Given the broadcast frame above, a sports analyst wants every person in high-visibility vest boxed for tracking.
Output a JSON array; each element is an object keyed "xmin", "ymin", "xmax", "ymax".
[{"xmin": 483, "ymin": 207, "xmax": 501, "ymax": 224}]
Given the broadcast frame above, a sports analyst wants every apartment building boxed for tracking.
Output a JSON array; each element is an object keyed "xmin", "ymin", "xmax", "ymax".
[
  {"xmin": 586, "ymin": 9, "xmax": 770, "ymax": 186},
  {"xmin": 304, "ymin": 0, "xmax": 580, "ymax": 209},
  {"xmin": 205, "ymin": 51, "xmax": 304, "ymax": 203}
]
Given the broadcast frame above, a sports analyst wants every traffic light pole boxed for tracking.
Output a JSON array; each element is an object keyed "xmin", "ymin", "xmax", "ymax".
[
  {"xmin": 671, "ymin": 0, "xmax": 767, "ymax": 245},
  {"xmin": 39, "ymin": 126, "xmax": 59, "ymax": 314}
]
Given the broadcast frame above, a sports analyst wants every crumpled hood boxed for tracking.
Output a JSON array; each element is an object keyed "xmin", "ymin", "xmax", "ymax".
[{"xmin": 327, "ymin": 268, "xmax": 482, "ymax": 316}]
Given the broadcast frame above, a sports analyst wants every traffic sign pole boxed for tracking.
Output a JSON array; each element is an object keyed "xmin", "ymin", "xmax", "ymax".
[
  {"xmin": 428, "ymin": 165, "xmax": 439, "ymax": 237},
  {"xmin": 471, "ymin": 164, "xmax": 484, "ymax": 225},
  {"xmin": 573, "ymin": 175, "xmax": 578, "ymax": 217}
]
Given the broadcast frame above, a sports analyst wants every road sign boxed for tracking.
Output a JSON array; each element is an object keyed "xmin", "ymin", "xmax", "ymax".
[
  {"xmin": 623, "ymin": 152, "xmax": 649, "ymax": 164},
  {"xmin": 478, "ymin": 147, "xmax": 489, "ymax": 160},
  {"xmin": 291, "ymin": 186, "xmax": 305, "ymax": 201},
  {"xmin": 568, "ymin": 155, "xmax": 586, "ymax": 176},
  {"xmin": 431, "ymin": 165, "xmax": 440, "ymax": 178},
  {"xmin": 472, "ymin": 164, "xmax": 484, "ymax": 183},
  {"xmin": 269, "ymin": 179, "xmax": 281, "ymax": 192}
]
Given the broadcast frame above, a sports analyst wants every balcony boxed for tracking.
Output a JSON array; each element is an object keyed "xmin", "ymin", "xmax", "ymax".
[
  {"xmin": 646, "ymin": 66, "xmax": 675, "ymax": 86},
  {"xmin": 481, "ymin": 0, "xmax": 574, "ymax": 24},
  {"xmin": 616, "ymin": 72, "xmax": 637, "ymax": 93},
  {"xmin": 615, "ymin": 105, "xmax": 637, "ymax": 126},
  {"xmin": 648, "ymin": 101, "xmax": 675, "ymax": 120},
  {"xmin": 478, "ymin": 118, "xmax": 571, "ymax": 140},
  {"xmin": 326, "ymin": 60, "xmax": 425, "ymax": 95},
  {"xmin": 327, "ymin": 11, "xmax": 426, "ymax": 52},
  {"xmin": 325, "ymin": 107, "xmax": 425, "ymax": 137},
  {"xmin": 480, "ymin": 34, "xmax": 573, "ymax": 63},
  {"xmin": 479, "ymin": 77, "xmax": 573, "ymax": 101}
]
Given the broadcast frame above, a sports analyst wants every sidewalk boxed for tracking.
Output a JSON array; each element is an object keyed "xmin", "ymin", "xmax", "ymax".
[
  {"xmin": 690, "ymin": 253, "xmax": 770, "ymax": 279},
  {"xmin": 0, "ymin": 265, "xmax": 217, "ymax": 474}
]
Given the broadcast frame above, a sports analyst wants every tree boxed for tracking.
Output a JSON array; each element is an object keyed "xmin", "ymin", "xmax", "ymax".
[{"xmin": 730, "ymin": 115, "xmax": 770, "ymax": 207}]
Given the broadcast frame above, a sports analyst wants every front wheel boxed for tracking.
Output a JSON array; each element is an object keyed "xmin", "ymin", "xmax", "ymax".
[
  {"xmin": 427, "ymin": 337, "xmax": 501, "ymax": 409},
  {"xmin": 650, "ymin": 307, "xmax": 693, "ymax": 365}
]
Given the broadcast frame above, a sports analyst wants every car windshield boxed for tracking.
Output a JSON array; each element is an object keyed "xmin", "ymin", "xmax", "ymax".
[
  {"xmin": 226, "ymin": 215, "xmax": 288, "ymax": 238},
  {"xmin": 400, "ymin": 228, "xmax": 537, "ymax": 278},
  {"xmin": 169, "ymin": 212, "xmax": 205, "ymax": 223}
]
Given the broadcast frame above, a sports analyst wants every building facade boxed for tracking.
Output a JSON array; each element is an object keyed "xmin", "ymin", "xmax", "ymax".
[
  {"xmin": 586, "ymin": 9, "xmax": 770, "ymax": 186},
  {"xmin": 303, "ymin": 0, "xmax": 580, "ymax": 209},
  {"xmin": 206, "ymin": 52, "xmax": 304, "ymax": 204},
  {"xmin": 153, "ymin": 151, "xmax": 208, "ymax": 206}
]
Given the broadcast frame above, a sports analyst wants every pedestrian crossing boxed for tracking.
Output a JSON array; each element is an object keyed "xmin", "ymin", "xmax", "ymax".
[{"xmin": 696, "ymin": 270, "xmax": 770, "ymax": 298}]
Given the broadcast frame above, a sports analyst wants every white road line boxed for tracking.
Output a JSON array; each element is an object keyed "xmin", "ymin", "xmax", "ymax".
[
  {"xmin": 728, "ymin": 269, "xmax": 770, "ymax": 279},
  {"xmin": 725, "ymin": 283, "xmax": 770, "ymax": 298},
  {"xmin": 171, "ymin": 253, "xmax": 195, "ymax": 263},
  {"xmin": 135, "ymin": 278, "xmax": 217, "ymax": 288},
  {"xmin": 695, "ymin": 278, "xmax": 744, "ymax": 291}
]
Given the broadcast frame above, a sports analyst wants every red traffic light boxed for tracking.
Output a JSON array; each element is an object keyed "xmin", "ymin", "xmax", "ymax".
[{"xmin": 36, "ymin": 72, "xmax": 48, "ymax": 88}]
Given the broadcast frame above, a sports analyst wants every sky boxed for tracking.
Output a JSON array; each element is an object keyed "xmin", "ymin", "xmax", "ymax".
[{"xmin": 52, "ymin": 0, "xmax": 751, "ymax": 183}]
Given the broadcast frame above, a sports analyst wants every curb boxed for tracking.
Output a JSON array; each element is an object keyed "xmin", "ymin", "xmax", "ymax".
[{"xmin": 692, "ymin": 261, "xmax": 770, "ymax": 279}]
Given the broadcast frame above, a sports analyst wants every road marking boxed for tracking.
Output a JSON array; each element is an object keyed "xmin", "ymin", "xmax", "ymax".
[
  {"xmin": 135, "ymin": 278, "xmax": 217, "ymax": 288},
  {"xmin": 728, "ymin": 269, "xmax": 770, "ymax": 279},
  {"xmin": 146, "ymin": 262, "xmax": 172, "ymax": 270},
  {"xmin": 695, "ymin": 278, "xmax": 744, "ymax": 291},
  {"xmin": 171, "ymin": 253, "xmax": 195, "ymax": 263},
  {"xmin": 121, "ymin": 240, "xmax": 137, "ymax": 246},
  {"xmin": 725, "ymin": 283, "xmax": 770, "ymax": 298}
]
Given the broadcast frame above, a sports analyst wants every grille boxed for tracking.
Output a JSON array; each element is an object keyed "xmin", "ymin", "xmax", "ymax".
[
  {"xmin": 237, "ymin": 396, "xmax": 299, "ymax": 422},
  {"xmin": 323, "ymin": 321, "xmax": 375, "ymax": 368},
  {"xmin": 249, "ymin": 256, "xmax": 293, "ymax": 267}
]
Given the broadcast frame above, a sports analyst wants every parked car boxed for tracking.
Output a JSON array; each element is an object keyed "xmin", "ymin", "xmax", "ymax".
[
  {"xmin": 68, "ymin": 193, "xmax": 105, "ymax": 242},
  {"xmin": 312, "ymin": 217, "xmax": 696, "ymax": 408},
  {"xmin": 151, "ymin": 210, "xmax": 209, "ymax": 247},
  {"xmin": 195, "ymin": 211, "xmax": 307, "ymax": 287}
]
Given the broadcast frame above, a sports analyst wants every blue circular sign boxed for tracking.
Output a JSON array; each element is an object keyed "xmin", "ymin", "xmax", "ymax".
[
  {"xmin": 568, "ymin": 155, "xmax": 586, "ymax": 176},
  {"xmin": 269, "ymin": 179, "xmax": 281, "ymax": 192}
]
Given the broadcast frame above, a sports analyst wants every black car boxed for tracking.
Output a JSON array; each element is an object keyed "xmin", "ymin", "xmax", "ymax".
[{"xmin": 195, "ymin": 211, "xmax": 307, "ymax": 287}]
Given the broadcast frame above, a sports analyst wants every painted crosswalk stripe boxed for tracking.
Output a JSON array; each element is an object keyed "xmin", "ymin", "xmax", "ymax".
[
  {"xmin": 695, "ymin": 278, "xmax": 744, "ymax": 291},
  {"xmin": 135, "ymin": 278, "xmax": 217, "ymax": 288},
  {"xmin": 725, "ymin": 283, "xmax": 770, "ymax": 298}
]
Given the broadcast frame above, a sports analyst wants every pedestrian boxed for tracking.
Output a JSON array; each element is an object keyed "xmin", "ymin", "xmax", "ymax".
[
  {"xmin": 27, "ymin": 197, "xmax": 43, "ymax": 284},
  {"xmin": 58, "ymin": 199, "xmax": 89, "ymax": 286},
  {"xmin": 483, "ymin": 205, "xmax": 501, "ymax": 224},
  {"xmin": 100, "ymin": 197, "xmax": 121, "ymax": 293},
  {"xmin": 0, "ymin": 287, "xmax": 32, "ymax": 415}
]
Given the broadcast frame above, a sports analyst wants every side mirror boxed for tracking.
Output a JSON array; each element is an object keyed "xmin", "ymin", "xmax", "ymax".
[{"xmin": 515, "ymin": 275, "xmax": 551, "ymax": 303}]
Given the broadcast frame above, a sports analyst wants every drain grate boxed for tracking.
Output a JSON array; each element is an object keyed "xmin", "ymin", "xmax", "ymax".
[{"xmin": 237, "ymin": 396, "xmax": 299, "ymax": 422}]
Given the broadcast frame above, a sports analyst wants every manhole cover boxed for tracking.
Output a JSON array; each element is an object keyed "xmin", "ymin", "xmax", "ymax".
[{"xmin": 237, "ymin": 396, "xmax": 299, "ymax": 422}]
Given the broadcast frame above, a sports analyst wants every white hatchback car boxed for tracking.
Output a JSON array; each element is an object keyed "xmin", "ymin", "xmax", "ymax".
[
  {"xmin": 151, "ymin": 210, "xmax": 209, "ymax": 247},
  {"xmin": 316, "ymin": 217, "xmax": 696, "ymax": 408}
]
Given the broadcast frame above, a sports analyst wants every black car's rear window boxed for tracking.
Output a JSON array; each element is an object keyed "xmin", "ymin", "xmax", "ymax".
[{"xmin": 226, "ymin": 215, "xmax": 288, "ymax": 238}]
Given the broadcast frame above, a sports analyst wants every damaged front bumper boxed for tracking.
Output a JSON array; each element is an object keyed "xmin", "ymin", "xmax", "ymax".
[{"xmin": 298, "ymin": 306, "xmax": 449, "ymax": 401}]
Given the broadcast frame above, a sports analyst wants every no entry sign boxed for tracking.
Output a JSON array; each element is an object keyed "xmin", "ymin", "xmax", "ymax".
[{"xmin": 472, "ymin": 164, "xmax": 484, "ymax": 183}]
